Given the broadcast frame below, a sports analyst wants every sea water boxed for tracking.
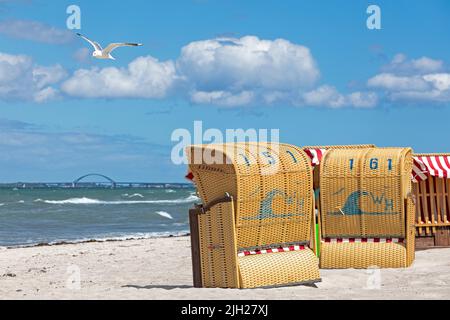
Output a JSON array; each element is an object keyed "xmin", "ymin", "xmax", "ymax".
[{"xmin": 0, "ymin": 187, "xmax": 198, "ymax": 247}]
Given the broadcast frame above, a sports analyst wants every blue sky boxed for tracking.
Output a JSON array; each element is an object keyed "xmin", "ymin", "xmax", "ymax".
[{"xmin": 0, "ymin": 0, "xmax": 449, "ymax": 182}]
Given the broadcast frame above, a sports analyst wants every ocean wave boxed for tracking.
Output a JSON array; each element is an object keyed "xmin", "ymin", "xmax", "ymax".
[
  {"xmin": 17, "ymin": 200, "xmax": 25, "ymax": 203},
  {"xmin": 34, "ymin": 195, "xmax": 199, "ymax": 205},
  {"xmin": 0, "ymin": 203, "xmax": 4, "ymax": 207},
  {"xmin": 155, "ymin": 211, "xmax": 173, "ymax": 219},
  {"xmin": 165, "ymin": 189, "xmax": 175, "ymax": 193},
  {"xmin": 128, "ymin": 193, "xmax": 144, "ymax": 198}
]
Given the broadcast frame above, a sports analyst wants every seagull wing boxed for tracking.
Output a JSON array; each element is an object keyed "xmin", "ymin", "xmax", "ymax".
[
  {"xmin": 76, "ymin": 33, "xmax": 102, "ymax": 51},
  {"xmin": 103, "ymin": 43, "xmax": 143, "ymax": 55}
]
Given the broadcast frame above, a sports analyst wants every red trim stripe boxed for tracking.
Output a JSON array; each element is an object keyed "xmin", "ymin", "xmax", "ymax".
[
  {"xmin": 322, "ymin": 237, "xmax": 405, "ymax": 243},
  {"xmin": 304, "ymin": 148, "xmax": 327, "ymax": 166},
  {"xmin": 185, "ymin": 171, "xmax": 194, "ymax": 181},
  {"xmin": 237, "ymin": 244, "xmax": 307, "ymax": 257}
]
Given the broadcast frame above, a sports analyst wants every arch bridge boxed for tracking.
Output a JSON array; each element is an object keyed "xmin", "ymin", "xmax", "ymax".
[{"xmin": 72, "ymin": 174, "xmax": 116, "ymax": 188}]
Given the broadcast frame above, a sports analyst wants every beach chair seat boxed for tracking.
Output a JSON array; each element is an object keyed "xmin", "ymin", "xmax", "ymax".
[
  {"xmin": 318, "ymin": 147, "xmax": 415, "ymax": 269},
  {"xmin": 187, "ymin": 142, "xmax": 320, "ymax": 288}
]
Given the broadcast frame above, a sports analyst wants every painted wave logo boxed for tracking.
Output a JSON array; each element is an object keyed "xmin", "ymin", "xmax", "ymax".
[
  {"xmin": 328, "ymin": 190, "xmax": 398, "ymax": 216},
  {"xmin": 242, "ymin": 189, "xmax": 305, "ymax": 221}
]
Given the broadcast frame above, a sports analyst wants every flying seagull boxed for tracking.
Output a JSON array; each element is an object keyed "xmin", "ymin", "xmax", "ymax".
[{"xmin": 76, "ymin": 33, "xmax": 143, "ymax": 60}]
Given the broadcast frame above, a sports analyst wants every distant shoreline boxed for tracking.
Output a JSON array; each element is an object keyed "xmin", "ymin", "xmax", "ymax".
[
  {"xmin": 1, "ymin": 232, "xmax": 190, "ymax": 250},
  {"xmin": 0, "ymin": 182, "xmax": 194, "ymax": 189}
]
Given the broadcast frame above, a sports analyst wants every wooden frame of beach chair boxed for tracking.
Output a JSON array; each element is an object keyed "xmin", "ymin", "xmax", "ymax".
[
  {"xmin": 413, "ymin": 153, "xmax": 450, "ymax": 248},
  {"xmin": 318, "ymin": 147, "xmax": 415, "ymax": 268},
  {"xmin": 187, "ymin": 142, "xmax": 320, "ymax": 288}
]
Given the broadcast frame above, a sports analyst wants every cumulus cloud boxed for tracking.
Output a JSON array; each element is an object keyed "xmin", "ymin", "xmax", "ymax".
[
  {"xmin": 368, "ymin": 73, "xmax": 430, "ymax": 91},
  {"xmin": 61, "ymin": 56, "xmax": 177, "ymax": 99},
  {"xmin": 0, "ymin": 19, "xmax": 75, "ymax": 44},
  {"xmin": 302, "ymin": 85, "xmax": 377, "ymax": 108},
  {"xmin": 381, "ymin": 53, "xmax": 444, "ymax": 75},
  {"xmin": 177, "ymin": 36, "xmax": 320, "ymax": 106},
  {"xmin": 178, "ymin": 36, "xmax": 320, "ymax": 91},
  {"xmin": 368, "ymin": 54, "xmax": 450, "ymax": 103},
  {"xmin": 190, "ymin": 90, "xmax": 255, "ymax": 107},
  {"xmin": 0, "ymin": 52, "xmax": 66, "ymax": 103},
  {"xmin": 3, "ymin": 36, "xmax": 449, "ymax": 108}
]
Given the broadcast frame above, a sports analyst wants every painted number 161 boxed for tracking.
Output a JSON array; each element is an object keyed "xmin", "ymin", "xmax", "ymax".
[{"xmin": 349, "ymin": 158, "xmax": 392, "ymax": 170}]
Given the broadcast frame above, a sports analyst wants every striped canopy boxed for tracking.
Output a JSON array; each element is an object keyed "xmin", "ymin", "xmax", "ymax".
[
  {"xmin": 304, "ymin": 148, "xmax": 326, "ymax": 166},
  {"xmin": 413, "ymin": 155, "xmax": 450, "ymax": 182},
  {"xmin": 304, "ymin": 148, "xmax": 450, "ymax": 182}
]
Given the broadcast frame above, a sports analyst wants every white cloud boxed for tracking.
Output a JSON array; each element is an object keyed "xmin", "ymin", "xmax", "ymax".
[
  {"xmin": 190, "ymin": 90, "xmax": 255, "ymax": 107},
  {"xmin": 178, "ymin": 36, "xmax": 321, "ymax": 106},
  {"xmin": 302, "ymin": 85, "xmax": 345, "ymax": 108},
  {"xmin": 302, "ymin": 85, "xmax": 377, "ymax": 108},
  {"xmin": 33, "ymin": 64, "xmax": 67, "ymax": 89},
  {"xmin": 3, "ymin": 37, "xmax": 450, "ymax": 108},
  {"xmin": 0, "ymin": 19, "xmax": 74, "ymax": 44},
  {"xmin": 382, "ymin": 53, "xmax": 444, "ymax": 75},
  {"xmin": 368, "ymin": 54, "xmax": 450, "ymax": 103},
  {"xmin": 61, "ymin": 56, "xmax": 177, "ymax": 99},
  {"xmin": 368, "ymin": 73, "xmax": 430, "ymax": 91},
  {"xmin": 348, "ymin": 92, "xmax": 379, "ymax": 108},
  {"xmin": 33, "ymin": 87, "xmax": 59, "ymax": 103},
  {"xmin": 178, "ymin": 36, "xmax": 320, "ymax": 91},
  {"xmin": 0, "ymin": 52, "xmax": 65, "ymax": 103},
  {"xmin": 423, "ymin": 73, "xmax": 450, "ymax": 91}
]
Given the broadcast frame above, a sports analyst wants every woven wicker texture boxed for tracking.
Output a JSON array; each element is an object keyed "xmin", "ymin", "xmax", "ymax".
[
  {"xmin": 238, "ymin": 249, "xmax": 320, "ymax": 288},
  {"xmin": 188, "ymin": 142, "xmax": 320, "ymax": 288},
  {"xmin": 320, "ymin": 242, "xmax": 407, "ymax": 268},
  {"xmin": 319, "ymin": 147, "xmax": 415, "ymax": 268},
  {"xmin": 303, "ymin": 144, "xmax": 376, "ymax": 150},
  {"xmin": 304, "ymin": 145, "xmax": 376, "ymax": 190},
  {"xmin": 188, "ymin": 142, "xmax": 314, "ymax": 249},
  {"xmin": 197, "ymin": 199, "xmax": 240, "ymax": 288}
]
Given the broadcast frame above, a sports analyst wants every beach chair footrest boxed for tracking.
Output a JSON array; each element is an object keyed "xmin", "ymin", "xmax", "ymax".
[
  {"xmin": 238, "ymin": 247, "xmax": 320, "ymax": 288},
  {"xmin": 320, "ymin": 242, "xmax": 408, "ymax": 269}
]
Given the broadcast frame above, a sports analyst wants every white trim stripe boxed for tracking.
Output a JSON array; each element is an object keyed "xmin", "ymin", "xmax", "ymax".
[{"xmin": 237, "ymin": 244, "xmax": 306, "ymax": 257}]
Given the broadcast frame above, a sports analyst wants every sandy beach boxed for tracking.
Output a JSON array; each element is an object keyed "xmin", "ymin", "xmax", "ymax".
[{"xmin": 1, "ymin": 236, "xmax": 449, "ymax": 300}]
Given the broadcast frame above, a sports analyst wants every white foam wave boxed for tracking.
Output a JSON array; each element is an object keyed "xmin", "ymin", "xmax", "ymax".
[
  {"xmin": 17, "ymin": 200, "xmax": 25, "ymax": 203},
  {"xmin": 165, "ymin": 189, "xmax": 175, "ymax": 193},
  {"xmin": 35, "ymin": 195, "xmax": 199, "ymax": 205},
  {"xmin": 0, "ymin": 203, "xmax": 4, "ymax": 207},
  {"xmin": 128, "ymin": 193, "xmax": 144, "ymax": 198},
  {"xmin": 155, "ymin": 211, "xmax": 173, "ymax": 219}
]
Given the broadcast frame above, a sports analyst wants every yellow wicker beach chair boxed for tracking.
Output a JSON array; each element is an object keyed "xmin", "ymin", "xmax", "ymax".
[
  {"xmin": 318, "ymin": 147, "xmax": 416, "ymax": 268},
  {"xmin": 187, "ymin": 142, "xmax": 320, "ymax": 288}
]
